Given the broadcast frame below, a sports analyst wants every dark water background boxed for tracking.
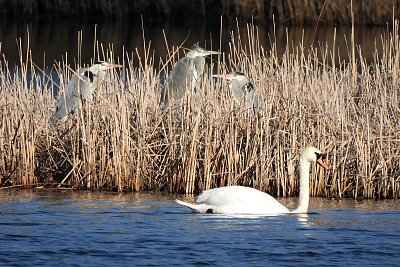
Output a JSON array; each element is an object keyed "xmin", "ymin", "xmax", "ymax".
[
  {"xmin": 0, "ymin": 18, "xmax": 391, "ymax": 70},
  {"xmin": 0, "ymin": 190, "xmax": 399, "ymax": 266}
]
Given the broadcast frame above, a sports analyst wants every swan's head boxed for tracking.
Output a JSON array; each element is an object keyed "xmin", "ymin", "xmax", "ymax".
[{"xmin": 301, "ymin": 147, "xmax": 329, "ymax": 170}]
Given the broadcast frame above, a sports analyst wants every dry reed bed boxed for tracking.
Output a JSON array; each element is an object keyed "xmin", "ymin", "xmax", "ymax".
[{"xmin": 0, "ymin": 24, "xmax": 400, "ymax": 198}]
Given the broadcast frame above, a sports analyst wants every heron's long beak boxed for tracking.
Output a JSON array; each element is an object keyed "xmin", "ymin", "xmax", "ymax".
[
  {"xmin": 202, "ymin": 50, "xmax": 220, "ymax": 56},
  {"xmin": 316, "ymin": 156, "xmax": 329, "ymax": 170},
  {"xmin": 212, "ymin": 73, "xmax": 235, "ymax": 80},
  {"xmin": 105, "ymin": 63, "xmax": 123, "ymax": 69}
]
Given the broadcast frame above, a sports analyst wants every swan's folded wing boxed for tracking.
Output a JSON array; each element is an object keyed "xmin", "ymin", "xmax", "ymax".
[{"xmin": 196, "ymin": 186, "xmax": 289, "ymax": 214}]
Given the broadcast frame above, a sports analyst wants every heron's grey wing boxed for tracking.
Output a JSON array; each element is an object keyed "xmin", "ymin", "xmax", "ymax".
[
  {"xmin": 164, "ymin": 57, "xmax": 195, "ymax": 103},
  {"xmin": 52, "ymin": 75, "xmax": 80, "ymax": 121},
  {"xmin": 77, "ymin": 77, "xmax": 94, "ymax": 102},
  {"xmin": 193, "ymin": 56, "xmax": 205, "ymax": 82},
  {"xmin": 244, "ymin": 82, "xmax": 264, "ymax": 116},
  {"xmin": 192, "ymin": 56, "xmax": 205, "ymax": 94},
  {"xmin": 244, "ymin": 82, "xmax": 257, "ymax": 103},
  {"xmin": 52, "ymin": 74, "xmax": 92, "ymax": 121},
  {"xmin": 229, "ymin": 79, "xmax": 246, "ymax": 106},
  {"xmin": 79, "ymin": 70, "xmax": 96, "ymax": 101}
]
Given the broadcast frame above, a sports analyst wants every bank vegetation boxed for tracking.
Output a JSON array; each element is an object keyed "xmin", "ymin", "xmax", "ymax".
[{"xmin": 1, "ymin": 22, "xmax": 400, "ymax": 199}]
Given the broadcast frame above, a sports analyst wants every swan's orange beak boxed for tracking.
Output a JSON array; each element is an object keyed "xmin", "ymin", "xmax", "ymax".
[{"xmin": 316, "ymin": 156, "xmax": 329, "ymax": 170}]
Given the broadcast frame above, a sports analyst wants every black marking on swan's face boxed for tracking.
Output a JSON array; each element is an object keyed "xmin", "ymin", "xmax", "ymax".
[
  {"xmin": 83, "ymin": 70, "xmax": 95, "ymax": 82},
  {"xmin": 315, "ymin": 152, "xmax": 327, "ymax": 160},
  {"xmin": 206, "ymin": 209, "xmax": 214, "ymax": 214}
]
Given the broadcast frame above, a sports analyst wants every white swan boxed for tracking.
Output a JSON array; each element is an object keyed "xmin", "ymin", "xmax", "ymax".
[{"xmin": 175, "ymin": 146, "xmax": 329, "ymax": 214}]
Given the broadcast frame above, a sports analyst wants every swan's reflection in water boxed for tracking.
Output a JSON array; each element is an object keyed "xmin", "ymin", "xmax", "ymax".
[
  {"xmin": 198, "ymin": 212, "xmax": 291, "ymax": 220},
  {"xmin": 296, "ymin": 213, "xmax": 314, "ymax": 231},
  {"xmin": 187, "ymin": 212, "xmax": 315, "ymax": 234},
  {"xmin": 296, "ymin": 213, "xmax": 309, "ymax": 224},
  {"xmin": 191, "ymin": 212, "xmax": 310, "ymax": 230}
]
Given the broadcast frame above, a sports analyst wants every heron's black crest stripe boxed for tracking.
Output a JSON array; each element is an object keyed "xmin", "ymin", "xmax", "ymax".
[
  {"xmin": 83, "ymin": 70, "xmax": 95, "ymax": 82},
  {"xmin": 234, "ymin": 71, "xmax": 246, "ymax": 76},
  {"xmin": 94, "ymin": 61, "xmax": 104, "ymax": 65},
  {"xmin": 191, "ymin": 44, "xmax": 201, "ymax": 50}
]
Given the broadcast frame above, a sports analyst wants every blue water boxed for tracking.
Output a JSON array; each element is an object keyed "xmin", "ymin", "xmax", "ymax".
[{"xmin": 0, "ymin": 190, "xmax": 399, "ymax": 266}]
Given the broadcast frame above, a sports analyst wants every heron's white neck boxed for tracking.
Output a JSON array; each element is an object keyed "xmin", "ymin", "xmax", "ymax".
[
  {"xmin": 186, "ymin": 51, "xmax": 201, "ymax": 59},
  {"xmin": 291, "ymin": 158, "xmax": 311, "ymax": 214},
  {"xmin": 235, "ymin": 75, "xmax": 250, "ymax": 84}
]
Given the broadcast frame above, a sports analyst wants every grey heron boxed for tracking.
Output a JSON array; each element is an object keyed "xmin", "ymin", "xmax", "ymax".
[
  {"xmin": 50, "ymin": 61, "xmax": 122, "ymax": 123},
  {"xmin": 162, "ymin": 44, "xmax": 220, "ymax": 105},
  {"xmin": 213, "ymin": 71, "xmax": 263, "ymax": 116}
]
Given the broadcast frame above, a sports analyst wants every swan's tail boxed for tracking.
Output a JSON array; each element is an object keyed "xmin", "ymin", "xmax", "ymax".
[
  {"xmin": 175, "ymin": 199, "xmax": 212, "ymax": 213},
  {"xmin": 175, "ymin": 199, "xmax": 199, "ymax": 212}
]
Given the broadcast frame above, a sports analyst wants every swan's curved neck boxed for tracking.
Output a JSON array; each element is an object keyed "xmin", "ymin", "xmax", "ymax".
[{"xmin": 291, "ymin": 159, "xmax": 311, "ymax": 214}]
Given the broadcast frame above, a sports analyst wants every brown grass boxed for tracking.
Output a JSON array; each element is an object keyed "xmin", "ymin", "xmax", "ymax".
[{"xmin": 1, "ymin": 21, "xmax": 400, "ymax": 199}]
